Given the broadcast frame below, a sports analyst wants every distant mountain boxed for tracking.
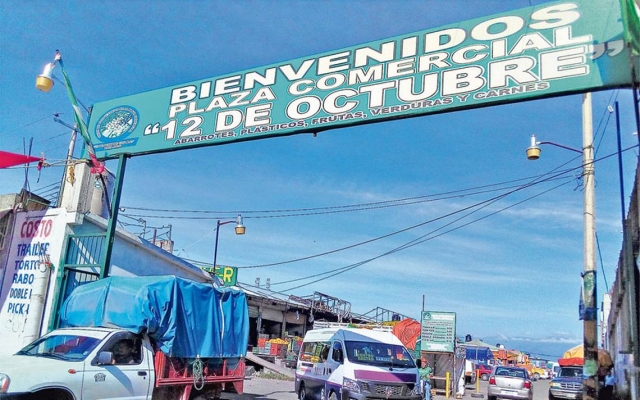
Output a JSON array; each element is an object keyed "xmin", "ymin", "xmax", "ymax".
[{"xmin": 470, "ymin": 334, "xmax": 581, "ymax": 361}]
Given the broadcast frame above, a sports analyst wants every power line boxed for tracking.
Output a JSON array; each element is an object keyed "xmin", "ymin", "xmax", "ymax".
[
  {"xmin": 0, "ymin": 115, "xmax": 56, "ymax": 136},
  {"xmin": 232, "ymin": 156, "xmax": 584, "ymax": 270},
  {"xmin": 183, "ymin": 164, "xmax": 579, "ymax": 291},
  {"xmin": 270, "ymin": 145, "xmax": 638, "ymax": 292},
  {"xmin": 119, "ymin": 173, "xmax": 575, "ymax": 221},
  {"xmin": 277, "ymin": 179, "xmax": 573, "ymax": 292},
  {"xmin": 172, "ymin": 145, "xmax": 636, "ymax": 280}
]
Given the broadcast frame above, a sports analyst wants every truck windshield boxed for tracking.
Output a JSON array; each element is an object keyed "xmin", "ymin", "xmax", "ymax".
[
  {"xmin": 344, "ymin": 340, "xmax": 416, "ymax": 368},
  {"xmin": 16, "ymin": 334, "xmax": 101, "ymax": 361},
  {"xmin": 559, "ymin": 367, "xmax": 582, "ymax": 377}
]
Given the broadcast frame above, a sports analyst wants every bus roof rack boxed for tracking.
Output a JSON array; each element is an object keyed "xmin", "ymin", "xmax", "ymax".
[{"xmin": 312, "ymin": 321, "xmax": 394, "ymax": 332}]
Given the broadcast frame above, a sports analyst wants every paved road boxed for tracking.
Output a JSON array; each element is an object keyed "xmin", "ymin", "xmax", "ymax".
[
  {"xmin": 224, "ymin": 377, "xmax": 551, "ymax": 400},
  {"xmin": 225, "ymin": 377, "xmax": 297, "ymax": 400},
  {"xmin": 466, "ymin": 379, "xmax": 550, "ymax": 400}
]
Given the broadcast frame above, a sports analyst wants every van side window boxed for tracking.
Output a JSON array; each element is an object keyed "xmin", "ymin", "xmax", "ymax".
[
  {"xmin": 320, "ymin": 345, "xmax": 330, "ymax": 362},
  {"xmin": 299, "ymin": 342, "xmax": 317, "ymax": 362},
  {"xmin": 300, "ymin": 341, "xmax": 331, "ymax": 363},
  {"xmin": 332, "ymin": 341, "xmax": 343, "ymax": 363}
]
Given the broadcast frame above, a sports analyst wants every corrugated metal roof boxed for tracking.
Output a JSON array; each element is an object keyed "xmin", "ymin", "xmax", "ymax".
[{"xmin": 234, "ymin": 282, "xmax": 311, "ymax": 309}]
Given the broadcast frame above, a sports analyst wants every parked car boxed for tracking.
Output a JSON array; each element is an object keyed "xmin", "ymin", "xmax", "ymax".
[
  {"xmin": 488, "ymin": 366, "xmax": 533, "ymax": 400},
  {"xmin": 477, "ymin": 363, "xmax": 493, "ymax": 381}
]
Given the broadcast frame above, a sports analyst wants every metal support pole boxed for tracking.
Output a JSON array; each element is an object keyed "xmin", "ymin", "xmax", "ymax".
[
  {"xmin": 100, "ymin": 154, "xmax": 127, "ymax": 279},
  {"xmin": 56, "ymin": 125, "xmax": 77, "ymax": 207},
  {"xmin": 213, "ymin": 219, "xmax": 222, "ymax": 277},
  {"xmin": 212, "ymin": 218, "xmax": 242, "ymax": 278},
  {"xmin": 582, "ymin": 92, "xmax": 598, "ymax": 400},
  {"xmin": 615, "ymin": 101, "xmax": 626, "ymax": 224},
  {"xmin": 630, "ymin": 72, "xmax": 640, "ymax": 399}
]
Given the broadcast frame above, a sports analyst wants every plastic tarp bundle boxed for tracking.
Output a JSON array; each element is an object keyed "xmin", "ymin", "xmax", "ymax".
[
  {"xmin": 60, "ymin": 275, "xmax": 249, "ymax": 359},
  {"xmin": 392, "ymin": 318, "xmax": 421, "ymax": 350}
]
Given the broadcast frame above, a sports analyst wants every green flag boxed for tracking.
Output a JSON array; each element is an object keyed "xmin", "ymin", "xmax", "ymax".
[
  {"xmin": 54, "ymin": 52, "xmax": 104, "ymax": 173},
  {"xmin": 620, "ymin": 0, "xmax": 640, "ymax": 55}
]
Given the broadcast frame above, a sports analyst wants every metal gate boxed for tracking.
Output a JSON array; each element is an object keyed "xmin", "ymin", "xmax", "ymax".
[{"xmin": 50, "ymin": 234, "xmax": 104, "ymax": 328}]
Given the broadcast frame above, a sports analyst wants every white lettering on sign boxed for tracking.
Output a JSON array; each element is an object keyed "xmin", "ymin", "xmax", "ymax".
[
  {"xmin": 167, "ymin": 3, "xmax": 585, "ymax": 107},
  {"xmin": 162, "ymin": 31, "xmax": 591, "ymax": 138},
  {"xmin": 111, "ymin": 0, "xmax": 627, "ymax": 160},
  {"xmin": 539, "ymin": 46, "xmax": 589, "ymax": 80}
]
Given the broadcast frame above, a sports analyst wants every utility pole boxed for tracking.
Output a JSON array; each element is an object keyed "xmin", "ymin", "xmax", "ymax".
[
  {"xmin": 582, "ymin": 92, "xmax": 598, "ymax": 400},
  {"xmin": 53, "ymin": 116, "xmax": 77, "ymax": 208}
]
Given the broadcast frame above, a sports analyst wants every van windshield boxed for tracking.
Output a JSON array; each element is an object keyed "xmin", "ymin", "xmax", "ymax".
[{"xmin": 344, "ymin": 340, "xmax": 415, "ymax": 368}]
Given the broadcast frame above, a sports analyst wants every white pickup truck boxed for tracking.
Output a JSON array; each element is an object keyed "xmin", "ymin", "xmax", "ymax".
[{"xmin": 0, "ymin": 326, "xmax": 245, "ymax": 400}]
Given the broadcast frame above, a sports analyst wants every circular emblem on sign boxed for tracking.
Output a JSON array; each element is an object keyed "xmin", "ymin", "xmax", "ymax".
[{"xmin": 95, "ymin": 106, "xmax": 139, "ymax": 142}]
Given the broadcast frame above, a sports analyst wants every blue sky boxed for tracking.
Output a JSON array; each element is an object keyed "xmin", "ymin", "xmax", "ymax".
[{"xmin": 1, "ymin": 0, "xmax": 638, "ymax": 359}]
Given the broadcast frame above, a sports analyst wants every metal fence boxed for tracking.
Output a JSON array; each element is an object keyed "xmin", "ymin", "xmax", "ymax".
[{"xmin": 50, "ymin": 234, "xmax": 104, "ymax": 328}]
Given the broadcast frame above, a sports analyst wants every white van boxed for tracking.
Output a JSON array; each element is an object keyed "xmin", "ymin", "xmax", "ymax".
[{"xmin": 294, "ymin": 324, "xmax": 421, "ymax": 400}]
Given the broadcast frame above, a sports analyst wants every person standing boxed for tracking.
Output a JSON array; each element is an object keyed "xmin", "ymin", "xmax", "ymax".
[{"xmin": 602, "ymin": 369, "xmax": 616, "ymax": 400}]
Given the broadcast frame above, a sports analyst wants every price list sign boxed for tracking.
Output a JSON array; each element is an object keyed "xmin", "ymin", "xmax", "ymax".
[{"xmin": 420, "ymin": 311, "xmax": 456, "ymax": 353}]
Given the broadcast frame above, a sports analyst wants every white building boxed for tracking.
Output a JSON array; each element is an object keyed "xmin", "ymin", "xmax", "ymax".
[{"xmin": 0, "ymin": 163, "xmax": 212, "ymax": 355}]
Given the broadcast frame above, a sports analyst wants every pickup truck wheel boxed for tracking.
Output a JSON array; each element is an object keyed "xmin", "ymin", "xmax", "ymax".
[
  {"xmin": 329, "ymin": 391, "xmax": 338, "ymax": 400},
  {"xmin": 298, "ymin": 382, "xmax": 308, "ymax": 400},
  {"xmin": 488, "ymin": 396, "xmax": 497, "ymax": 400},
  {"xmin": 549, "ymin": 393, "xmax": 556, "ymax": 400},
  {"xmin": 35, "ymin": 389, "xmax": 73, "ymax": 400},
  {"xmin": 481, "ymin": 374, "xmax": 489, "ymax": 381}
]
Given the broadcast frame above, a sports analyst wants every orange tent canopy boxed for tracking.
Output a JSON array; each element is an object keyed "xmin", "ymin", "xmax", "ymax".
[
  {"xmin": 561, "ymin": 344, "xmax": 613, "ymax": 369},
  {"xmin": 563, "ymin": 344, "xmax": 583, "ymax": 359}
]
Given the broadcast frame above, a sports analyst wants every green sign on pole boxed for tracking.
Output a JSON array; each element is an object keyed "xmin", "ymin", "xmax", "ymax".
[
  {"xmin": 87, "ymin": 0, "xmax": 637, "ymax": 160},
  {"xmin": 201, "ymin": 265, "xmax": 238, "ymax": 286},
  {"xmin": 421, "ymin": 311, "xmax": 456, "ymax": 353}
]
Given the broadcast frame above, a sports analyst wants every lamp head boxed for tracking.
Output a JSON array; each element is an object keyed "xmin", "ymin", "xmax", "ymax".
[
  {"xmin": 526, "ymin": 134, "xmax": 541, "ymax": 160},
  {"xmin": 234, "ymin": 214, "xmax": 245, "ymax": 235},
  {"xmin": 36, "ymin": 63, "xmax": 55, "ymax": 92},
  {"xmin": 526, "ymin": 146, "xmax": 541, "ymax": 160}
]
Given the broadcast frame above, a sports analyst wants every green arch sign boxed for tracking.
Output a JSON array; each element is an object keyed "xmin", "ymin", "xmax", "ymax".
[{"xmin": 87, "ymin": 0, "xmax": 639, "ymax": 160}]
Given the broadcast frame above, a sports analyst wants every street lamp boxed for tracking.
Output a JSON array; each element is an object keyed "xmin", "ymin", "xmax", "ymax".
[
  {"xmin": 526, "ymin": 93, "xmax": 599, "ymax": 400},
  {"xmin": 526, "ymin": 134, "xmax": 583, "ymax": 159},
  {"xmin": 36, "ymin": 51, "xmax": 125, "ymax": 281},
  {"xmin": 212, "ymin": 214, "xmax": 246, "ymax": 278},
  {"xmin": 36, "ymin": 62, "xmax": 55, "ymax": 92}
]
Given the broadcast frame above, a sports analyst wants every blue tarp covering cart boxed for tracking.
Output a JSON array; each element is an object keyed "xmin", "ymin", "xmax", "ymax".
[
  {"xmin": 464, "ymin": 346, "xmax": 495, "ymax": 363},
  {"xmin": 60, "ymin": 275, "xmax": 249, "ymax": 359}
]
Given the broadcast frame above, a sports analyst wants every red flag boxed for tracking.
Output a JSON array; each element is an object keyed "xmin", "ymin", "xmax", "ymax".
[{"xmin": 0, "ymin": 151, "xmax": 42, "ymax": 169}]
